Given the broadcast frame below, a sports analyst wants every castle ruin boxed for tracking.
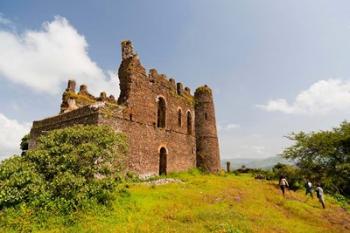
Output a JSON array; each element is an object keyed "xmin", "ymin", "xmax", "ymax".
[{"xmin": 29, "ymin": 41, "xmax": 220, "ymax": 176}]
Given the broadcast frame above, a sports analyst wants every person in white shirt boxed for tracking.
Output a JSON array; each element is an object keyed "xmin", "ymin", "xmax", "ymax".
[
  {"xmin": 315, "ymin": 183, "xmax": 326, "ymax": 209},
  {"xmin": 279, "ymin": 176, "xmax": 289, "ymax": 197}
]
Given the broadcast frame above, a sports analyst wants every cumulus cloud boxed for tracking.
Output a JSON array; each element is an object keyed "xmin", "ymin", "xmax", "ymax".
[
  {"xmin": 0, "ymin": 16, "xmax": 118, "ymax": 96},
  {"xmin": 258, "ymin": 79, "xmax": 350, "ymax": 115},
  {"xmin": 0, "ymin": 113, "xmax": 31, "ymax": 159}
]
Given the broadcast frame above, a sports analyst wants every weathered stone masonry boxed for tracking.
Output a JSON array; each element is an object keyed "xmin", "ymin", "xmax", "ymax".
[{"xmin": 29, "ymin": 41, "xmax": 220, "ymax": 176}]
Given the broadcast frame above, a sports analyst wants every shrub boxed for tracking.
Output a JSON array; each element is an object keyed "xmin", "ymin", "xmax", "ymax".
[
  {"xmin": 0, "ymin": 156, "xmax": 46, "ymax": 208},
  {"xmin": 0, "ymin": 125, "xmax": 128, "ymax": 212}
]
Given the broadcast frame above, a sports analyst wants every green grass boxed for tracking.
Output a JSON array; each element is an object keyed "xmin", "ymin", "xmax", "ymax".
[{"xmin": 1, "ymin": 172, "xmax": 350, "ymax": 233}]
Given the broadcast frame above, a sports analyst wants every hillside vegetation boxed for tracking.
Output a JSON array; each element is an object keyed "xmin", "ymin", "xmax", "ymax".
[{"xmin": 2, "ymin": 172, "xmax": 349, "ymax": 233}]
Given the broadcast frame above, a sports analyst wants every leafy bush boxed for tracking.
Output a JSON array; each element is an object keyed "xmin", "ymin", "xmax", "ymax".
[
  {"xmin": 0, "ymin": 125, "xmax": 128, "ymax": 212},
  {"xmin": 0, "ymin": 156, "xmax": 46, "ymax": 208}
]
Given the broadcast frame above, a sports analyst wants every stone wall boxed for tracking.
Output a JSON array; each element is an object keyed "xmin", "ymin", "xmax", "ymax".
[
  {"xmin": 29, "ymin": 105, "xmax": 100, "ymax": 148},
  {"xmin": 99, "ymin": 115, "xmax": 196, "ymax": 177}
]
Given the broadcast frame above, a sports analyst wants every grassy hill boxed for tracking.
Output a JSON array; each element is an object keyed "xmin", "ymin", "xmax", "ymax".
[{"xmin": 1, "ymin": 172, "xmax": 350, "ymax": 233}]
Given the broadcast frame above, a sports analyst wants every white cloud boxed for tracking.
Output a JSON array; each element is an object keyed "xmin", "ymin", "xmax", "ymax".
[
  {"xmin": 0, "ymin": 16, "xmax": 119, "ymax": 96},
  {"xmin": 218, "ymin": 123, "xmax": 240, "ymax": 132},
  {"xmin": 0, "ymin": 113, "xmax": 31, "ymax": 159},
  {"xmin": 226, "ymin": 123, "xmax": 240, "ymax": 130},
  {"xmin": 258, "ymin": 79, "xmax": 350, "ymax": 115}
]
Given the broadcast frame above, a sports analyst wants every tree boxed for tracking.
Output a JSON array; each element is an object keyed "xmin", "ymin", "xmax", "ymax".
[
  {"xmin": 282, "ymin": 121, "xmax": 350, "ymax": 196},
  {"xmin": 20, "ymin": 134, "xmax": 30, "ymax": 155}
]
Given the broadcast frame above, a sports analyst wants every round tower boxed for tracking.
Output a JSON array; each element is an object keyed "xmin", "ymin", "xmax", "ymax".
[{"xmin": 194, "ymin": 85, "xmax": 221, "ymax": 172}]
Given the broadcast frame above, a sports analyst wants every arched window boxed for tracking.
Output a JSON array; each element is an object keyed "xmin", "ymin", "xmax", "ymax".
[
  {"xmin": 178, "ymin": 109, "xmax": 182, "ymax": 127},
  {"xmin": 157, "ymin": 97, "xmax": 166, "ymax": 128},
  {"xmin": 159, "ymin": 147, "xmax": 167, "ymax": 175},
  {"xmin": 187, "ymin": 111, "xmax": 192, "ymax": 134}
]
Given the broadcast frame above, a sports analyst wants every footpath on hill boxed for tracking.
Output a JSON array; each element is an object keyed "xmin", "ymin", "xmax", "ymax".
[{"xmin": 2, "ymin": 173, "xmax": 350, "ymax": 233}]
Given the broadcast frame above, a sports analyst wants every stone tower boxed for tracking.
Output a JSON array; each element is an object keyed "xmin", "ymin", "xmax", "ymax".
[{"xmin": 194, "ymin": 85, "xmax": 221, "ymax": 172}]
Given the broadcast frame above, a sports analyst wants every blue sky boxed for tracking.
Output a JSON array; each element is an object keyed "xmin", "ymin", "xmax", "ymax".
[{"xmin": 1, "ymin": 0, "xmax": 350, "ymax": 159}]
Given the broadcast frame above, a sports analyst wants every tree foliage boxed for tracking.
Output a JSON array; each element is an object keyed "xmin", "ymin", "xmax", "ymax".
[
  {"xmin": 272, "ymin": 163, "xmax": 303, "ymax": 190},
  {"xmin": 20, "ymin": 134, "xmax": 29, "ymax": 155},
  {"xmin": 0, "ymin": 125, "xmax": 128, "ymax": 211},
  {"xmin": 282, "ymin": 121, "xmax": 350, "ymax": 196}
]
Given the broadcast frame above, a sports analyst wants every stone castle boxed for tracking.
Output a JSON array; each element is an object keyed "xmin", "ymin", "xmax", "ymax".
[{"xmin": 29, "ymin": 41, "xmax": 220, "ymax": 176}]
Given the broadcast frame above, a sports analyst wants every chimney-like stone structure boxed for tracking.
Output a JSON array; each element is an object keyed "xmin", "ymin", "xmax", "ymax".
[
  {"xmin": 121, "ymin": 40, "xmax": 136, "ymax": 60},
  {"xmin": 118, "ymin": 40, "xmax": 146, "ymax": 105},
  {"xmin": 194, "ymin": 85, "xmax": 221, "ymax": 172},
  {"xmin": 67, "ymin": 80, "xmax": 76, "ymax": 92}
]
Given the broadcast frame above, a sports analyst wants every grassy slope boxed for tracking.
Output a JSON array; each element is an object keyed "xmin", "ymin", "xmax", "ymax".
[{"xmin": 4, "ymin": 173, "xmax": 350, "ymax": 233}]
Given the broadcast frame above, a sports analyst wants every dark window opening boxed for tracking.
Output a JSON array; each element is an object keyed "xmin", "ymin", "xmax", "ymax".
[
  {"xmin": 187, "ymin": 111, "xmax": 192, "ymax": 134},
  {"xmin": 178, "ymin": 109, "xmax": 182, "ymax": 127},
  {"xmin": 157, "ymin": 97, "xmax": 166, "ymax": 128},
  {"xmin": 205, "ymin": 113, "xmax": 208, "ymax": 120},
  {"xmin": 159, "ymin": 147, "xmax": 167, "ymax": 175},
  {"xmin": 129, "ymin": 114, "xmax": 133, "ymax": 121}
]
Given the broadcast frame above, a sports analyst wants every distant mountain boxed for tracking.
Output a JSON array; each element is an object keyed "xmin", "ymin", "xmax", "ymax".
[{"xmin": 221, "ymin": 156, "xmax": 295, "ymax": 170}]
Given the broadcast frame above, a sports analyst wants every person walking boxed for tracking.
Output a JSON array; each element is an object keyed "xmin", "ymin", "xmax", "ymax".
[
  {"xmin": 305, "ymin": 179, "xmax": 313, "ymax": 198},
  {"xmin": 279, "ymin": 176, "xmax": 289, "ymax": 197},
  {"xmin": 315, "ymin": 183, "xmax": 326, "ymax": 209}
]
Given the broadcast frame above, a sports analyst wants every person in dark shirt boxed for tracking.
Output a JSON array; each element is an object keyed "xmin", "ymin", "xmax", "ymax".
[{"xmin": 305, "ymin": 179, "xmax": 313, "ymax": 198}]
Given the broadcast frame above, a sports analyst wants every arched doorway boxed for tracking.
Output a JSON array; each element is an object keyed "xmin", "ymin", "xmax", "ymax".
[{"xmin": 159, "ymin": 147, "xmax": 167, "ymax": 175}]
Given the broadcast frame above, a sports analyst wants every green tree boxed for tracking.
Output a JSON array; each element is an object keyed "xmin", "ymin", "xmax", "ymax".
[
  {"xmin": 20, "ymin": 134, "xmax": 29, "ymax": 155},
  {"xmin": 272, "ymin": 163, "xmax": 302, "ymax": 190},
  {"xmin": 282, "ymin": 121, "xmax": 350, "ymax": 195}
]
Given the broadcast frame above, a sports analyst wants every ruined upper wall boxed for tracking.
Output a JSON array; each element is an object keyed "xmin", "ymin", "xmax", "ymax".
[
  {"xmin": 117, "ymin": 40, "xmax": 195, "ymax": 134},
  {"xmin": 60, "ymin": 80, "xmax": 117, "ymax": 114}
]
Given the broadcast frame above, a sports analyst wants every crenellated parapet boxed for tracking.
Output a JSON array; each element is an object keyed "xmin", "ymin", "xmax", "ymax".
[
  {"xmin": 60, "ymin": 80, "xmax": 117, "ymax": 114},
  {"xmin": 118, "ymin": 41, "xmax": 194, "ymax": 108}
]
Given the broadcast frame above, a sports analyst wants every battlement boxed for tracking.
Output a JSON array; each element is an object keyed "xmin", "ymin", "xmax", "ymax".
[
  {"xmin": 148, "ymin": 68, "xmax": 192, "ymax": 96},
  {"xmin": 60, "ymin": 80, "xmax": 116, "ymax": 114},
  {"xmin": 118, "ymin": 41, "xmax": 194, "ymax": 109}
]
